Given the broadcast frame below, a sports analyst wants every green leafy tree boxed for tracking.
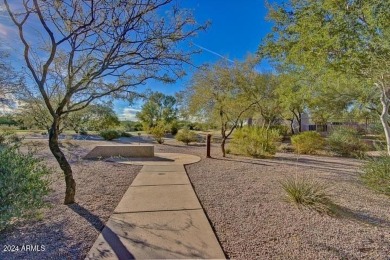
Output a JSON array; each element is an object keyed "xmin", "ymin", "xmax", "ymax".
[
  {"xmin": 137, "ymin": 92, "xmax": 178, "ymax": 130},
  {"xmin": 66, "ymin": 104, "xmax": 119, "ymax": 132},
  {"xmin": 182, "ymin": 57, "xmax": 261, "ymax": 157},
  {"xmin": 260, "ymin": 0, "xmax": 390, "ymax": 154}
]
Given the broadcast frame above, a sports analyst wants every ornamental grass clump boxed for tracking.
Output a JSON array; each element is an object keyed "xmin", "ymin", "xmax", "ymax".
[
  {"xmin": 327, "ymin": 127, "xmax": 367, "ymax": 157},
  {"xmin": 361, "ymin": 155, "xmax": 390, "ymax": 196},
  {"xmin": 229, "ymin": 127, "xmax": 281, "ymax": 158},
  {"xmin": 281, "ymin": 176, "xmax": 333, "ymax": 214}
]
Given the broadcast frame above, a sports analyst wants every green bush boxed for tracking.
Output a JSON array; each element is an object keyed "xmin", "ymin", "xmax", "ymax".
[
  {"xmin": 229, "ymin": 127, "xmax": 281, "ymax": 158},
  {"xmin": 0, "ymin": 144, "xmax": 50, "ymax": 231},
  {"xmin": 99, "ymin": 130, "xmax": 121, "ymax": 140},
  {"xmin": 150, "ymin": 123, "xmax": 166, "ymax": 144},
  {"xmin": 271, "ymin": 125, "xmax": 290, "ymax": 136},
  {"xmin": 170, "ymin": 121, "xmax": 179, "ymax": 136},
  {"xmin": 327, "ymin": 127, "xmax": 367, "ymax": 157},
  {"xmin": 176, "ymin": 128, "xmax": 197, "ymax": 145},
  {"xmin": 361, "ymin": 155, "xmax": 390, "ymax": 196},
  {"xmin": 281, "ymin": 176, "xmax": 332, "ymax": 214},
  {"xmin": 291, "ymin": 131, "xmax": 325, "ymax": 154}
]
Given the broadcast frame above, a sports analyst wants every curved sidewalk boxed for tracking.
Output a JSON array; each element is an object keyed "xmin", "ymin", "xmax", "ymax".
[{"xmin": 86, "ymin": 153, "xmax": 225, "ymax": 259}]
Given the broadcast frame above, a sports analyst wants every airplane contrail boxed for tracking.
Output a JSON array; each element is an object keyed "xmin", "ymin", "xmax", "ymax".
[{"xmin": 193, "ymin": 43, "xmax": 234, "ymax": 63}]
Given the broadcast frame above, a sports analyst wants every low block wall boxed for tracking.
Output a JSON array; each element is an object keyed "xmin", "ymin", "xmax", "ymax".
[{"xmin": 85, "ymin": 145, "xmax": 154, "ymax": 159}]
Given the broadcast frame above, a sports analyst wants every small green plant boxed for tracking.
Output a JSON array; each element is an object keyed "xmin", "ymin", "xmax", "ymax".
[
  {"xmin": 361, "ymin": 155, "xmax": 390, "ymax": 196},
  {"xmin": 229, "ymin": 127, "xmax": 281, "ymax": 158},
  {"xmin": 291, "ymin": 131, "xmax": 325, "ymax": 154},
  {"xmin": 150, "ymin": 123, "xmax": 166, "ymax": 144},
  {"xmin": 99, "ymin": 129, "xmax": 121, "ymax": 140},
  {"xmin": 175, "ymin": 128, "xmax": 197, "ymax": 145},
  {"xmin": 0, "ymin": 144, "xmax": 51, "ymax": 231},
  {"xmin": 281, "ymin": 176, "xmax": 333, "ymax": 214},
  {"xmin": 327, "ymin": 127, "xmax": 367, "ymax": 157}
]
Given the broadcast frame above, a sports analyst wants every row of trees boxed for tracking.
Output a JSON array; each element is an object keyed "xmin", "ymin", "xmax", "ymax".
[
  {"xmin": 179, "ymin": 56, "xmax": 378, "ymax": 157},
  {"xmin": 259, "ymin": 0, "xmax": 389, "ymax": 154}
]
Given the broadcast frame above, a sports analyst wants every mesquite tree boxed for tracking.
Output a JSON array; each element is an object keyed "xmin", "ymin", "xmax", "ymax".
[
  {"xmin": 4, "ymin": 0, "xmax": 205, "ymax": 204},
  {"xmin": 182, "ymin": 58, "xmax": 262, "ymax": 157}
]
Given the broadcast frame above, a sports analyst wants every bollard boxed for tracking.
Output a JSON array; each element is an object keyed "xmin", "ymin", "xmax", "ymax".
[{"xmin": 206, "ymin": 134, "xmax": 211, "ymax": 158}]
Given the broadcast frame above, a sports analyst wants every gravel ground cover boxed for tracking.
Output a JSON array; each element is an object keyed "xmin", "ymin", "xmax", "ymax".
[
  {"xmin": 0, "ymin": 139, "xmax": 141, "ymax": 260},
  {"xmin": 1, "ymin": 135, "xmax": 390, "ymax": 259},
  {"xmin": 156, "ymin": 139, "xmax": 390, "ymax": 259}
]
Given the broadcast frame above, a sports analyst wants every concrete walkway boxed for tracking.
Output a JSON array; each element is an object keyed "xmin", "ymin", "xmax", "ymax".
[{"xmin": 86, "ymin": 153, "xmax": 225, "ymax": 259}]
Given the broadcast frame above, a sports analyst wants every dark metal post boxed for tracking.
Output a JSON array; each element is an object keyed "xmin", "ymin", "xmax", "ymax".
[{"xmin": 206, "ymin": 134, "xmax": 211, "ymax": 158}]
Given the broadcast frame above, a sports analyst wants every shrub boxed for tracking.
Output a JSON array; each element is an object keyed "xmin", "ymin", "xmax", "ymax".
[
  {"xmin": 170, "ymin": 122, "xmax": 179, "ymax": 136},
  {"xmin": 271, "ymin": 125, "xmax": 290, "ymax": 137},
  {"xmin": 281, "ymin": 176, "xmax": 332, "ymax": 214},
  {"xmin": 327, "ymin": 127, "xmax": 367, "ymax": 157},
  {"xmin": 99, "ymin": 130, "xmax": 121, "ymax": 140},
  {"xmin": 229, "ymin": 127, "xmax": 281, "ymax": 158},
  {"xmin": 120, "ymin": 131, "xmax": 133, "ymax": 138},
  {"xmin": 150, "ymin": 123, "xmax": 166, "ymax": 144},
  {"xmin": 361, "ymin": 155, "xmax": 390, "ymax": 196},
  {"xmin": 0, "ymin": 145, "xmax": 50, "ymax": 231},
  {"xmin": 79, "ymin": 129, "xmax": 88, "ymax": 135},
  {"xmin": 291, "ymin": 131, "xmax": 325, "ymax": 154},
  {"xmin": 176, "ymin": 128, "xmax": 197, "ymax": 145}
]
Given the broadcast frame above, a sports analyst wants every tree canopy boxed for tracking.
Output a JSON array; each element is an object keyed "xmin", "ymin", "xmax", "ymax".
[{"xmin": 260, "ymin": 0, "xmax": 390, "ymax": 154}]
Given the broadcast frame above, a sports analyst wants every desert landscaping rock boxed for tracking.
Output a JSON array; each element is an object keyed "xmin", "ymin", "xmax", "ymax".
[{"xmin": 1, "ymin": 137, "xmax": 390, "ymax": 259}]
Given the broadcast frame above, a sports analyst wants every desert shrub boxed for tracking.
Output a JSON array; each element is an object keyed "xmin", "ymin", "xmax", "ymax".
[
  {"xmin": 170, "ymin": 121, "xmax": 179, "ymax": 136},
  {"xmin": 0, "ymin": 144, "xmax": 50, "ymax": 231},
  {"xmin": 291, "ymin": 131, "xmax": 325, "ymax": 154},
  {"xmin": 150, "ymin": 123, "xmax": 166, "ymax": 144},
  {"xmin": 271, "ymin": 125, "xmax": 290, "ymax": 136},
  {"xmin": 79, "ymin": 129, "xmax": 88, "ymax": 135},
  {"xmin": 120, "ymin": 131, "xmax": 133, "ymax": 138},
  {"xmin": 99, "ymin": 130, "xmax": 121, "ymax": 140},
  {"xmin": 229, "ymin": 127, "xmax": 281, "ymax": 158},
  {"xmin": 327, "ymin": 127, "xmax": 367, "ymax": 157},
  {"xmin": 281, "ymin": 176, "xmax": 332, "ymax": 214},
  {"xmin": 176, "ymin": 128, "xmax": 197, "ymax": 145},
  {"xmin": 361, "ymin": 155, "xmax": 390, "ymax": 196}
]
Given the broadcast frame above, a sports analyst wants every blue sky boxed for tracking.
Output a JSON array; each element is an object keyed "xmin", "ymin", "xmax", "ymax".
[
  {"xmin": 117, "ymin": 0, "xmax": 274, "ymax": 120},
  {"xmin": 0, "ymin": 1, "xmax": 275, "ymax": 121}
]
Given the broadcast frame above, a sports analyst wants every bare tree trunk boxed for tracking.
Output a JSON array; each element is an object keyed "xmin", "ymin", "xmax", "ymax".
[
  {"xmin": 379, "ymin": 90, "xmax": 390, "ymax": 156},
  {"xmin": 221, "ymin": 138, "xmax": 226, "ymax": 157},
  {"xmin": 289, "ymin": 119, "xmax": 295, "ymax": 135},
  {"xmin": 49, "ymin": 117, "xmax": 76, "ymax": 204}
]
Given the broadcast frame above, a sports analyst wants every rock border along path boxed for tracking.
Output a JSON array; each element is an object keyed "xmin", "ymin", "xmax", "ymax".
[{"xmin": 86, "ymin": 153, "xmax": 225, "ymax": 259}]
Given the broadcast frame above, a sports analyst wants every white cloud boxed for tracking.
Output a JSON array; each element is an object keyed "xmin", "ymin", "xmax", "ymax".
[{"xmin": 118, "ymin": 107, "xmax": 141, "ymax": 121}]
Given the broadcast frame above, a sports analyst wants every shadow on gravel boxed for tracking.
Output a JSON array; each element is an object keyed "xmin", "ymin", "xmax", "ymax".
[
  {"xmin": 329, "ymin": 203, "xmax": 390, "ymax": 227},
  {"xmin": 68, "ymin": 203, "xmax": 105, "ymax": 231},
  {"xmin": 210, "ymin": 156, "xmax": 358, "ymax": 176},
  {"xmin": 163, "ymin": 143, "xmax": 206, "ymax": 148}
]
